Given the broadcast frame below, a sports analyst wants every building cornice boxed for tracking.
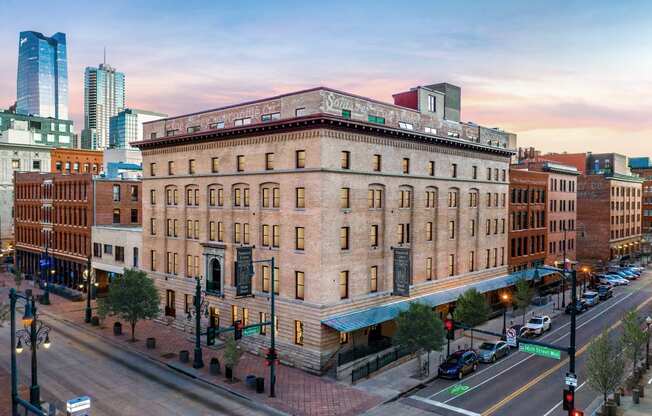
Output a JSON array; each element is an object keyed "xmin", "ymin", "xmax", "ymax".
[{"xmin": 133, "ymin": 113, "xmax": 515, "ymax": 158}]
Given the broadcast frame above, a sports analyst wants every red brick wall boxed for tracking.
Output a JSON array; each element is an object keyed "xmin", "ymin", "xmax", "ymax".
[
  {"xmin": 94, "ymin": 180, "xmax": 142, "ymax": 226},
  {"xmin": 542, "ymin": 153, "xmax": 587, "ymax": 174}
]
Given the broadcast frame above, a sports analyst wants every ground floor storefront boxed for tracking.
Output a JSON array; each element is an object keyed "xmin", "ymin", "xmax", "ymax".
[{"xmin": 16, "ymin": 247, "xmax": 89, "ymax": 293}]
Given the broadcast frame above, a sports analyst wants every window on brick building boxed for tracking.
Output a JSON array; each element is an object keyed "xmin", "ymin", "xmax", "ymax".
[
  {"xmin": 295, "ymin": 271, "xmax": 305, "ymax": 300},
  {"xmin": 340, "ymin": 227, "xmax": 350, "ymax": 250},
  {"xmin": 295, "ymin": 227, "xmax": 305, "ymax": 251},
  {"xmin": 341, "ymin": 151, "xmax": 350, "ymax": 169},
  {"xmin": 115, "ymin": 246, "xmax": 124, "ymax": 263},
  {"xmin": 402, "ymin": 158, "xmax": 410, "ymax": 174},
  {"xmin": 340, "ymin": 188, "xmax": 350, "ymax": 209},
  {"xmin": 131, "ymin": 209, "xmax": 138, "ymax": 223},
  {"xmin": 265, "ymin": 153, "xmax": 274, "ymax": 170},
  {"xmin": 373, "ymin": 154, "xmax": 382, "ymax": 172},
  {"xmin": 236, "ymin": 155, "xmax": 245, "ymax": 172},
  {"xmin": 296, "ymin": 150, "xmax": 306, "ymax": 168},
  {"xmin": 339, "ymin": 271, "xmax": 349, "ymax": 299},
  {"xmin": 168, "ymin": 161, "xmax": 174, "ymax": 175},
  {"xmin": 112, "ymin": 185, "xmax": 121, "ymax": 202},
  {"xmin": 112, "ymin": 209, "xmax": 120, "ymax": 224},
  {"xmin": 211, "ymin": 157, "xmax": 219, "ymax": 173},
  {"xmin": 295, "ymin": 187, "xmax": 305, "ymax": 209},
  {"xmin": 188, "ymin": 159, "xmax": 196, "ymax": 174},
  {"xmin": 294, "ymin": 320, "xmax": 304, "ymax": 346}
]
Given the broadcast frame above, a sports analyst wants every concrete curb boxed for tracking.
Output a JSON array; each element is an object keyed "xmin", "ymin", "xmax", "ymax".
[{"xmin": 40, "ymin": 309, "xmax": 289, "ymax": 416}]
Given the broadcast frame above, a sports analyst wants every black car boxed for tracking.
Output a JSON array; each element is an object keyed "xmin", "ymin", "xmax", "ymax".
[
  {"xmin": 565, "ymin": 300, "xmax": 588, "ymax": 315},
  {"xmin": 438, "ymin": 350, "xmax": 478, "ymax": 380},
  {"xmin": 597, "ymin": 285, "xmax": 614, "ymax": 300}
]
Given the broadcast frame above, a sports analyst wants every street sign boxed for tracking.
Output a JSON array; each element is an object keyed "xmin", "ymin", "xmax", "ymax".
[
  {"xmin": 392, "ymin": 247, "xmax": 411, "ymax": 297},
  {"xmin": 243, "ymin": 326, "xmax": 258, "ymax": 337},
  {"xmin": 565, "ymin": 372, "xmax": 578, "ymax": 387},
  {"xmin": 506, "ymin": 328, "xmax": 517, "ymax": 347},
  {"xmin": 518, "ymin": 342, "xmax": 561, "ymax": 360},
  {"xmin": 236, "ymin": 246, "xmax": 254, "ymax": 296},
  {"xmin": 449, "ymin": 384, "xmax": 470, "ymax": 395},
  {"xmin": 66, "ymin": 396, "xmax": 91, "ymax": 415}
]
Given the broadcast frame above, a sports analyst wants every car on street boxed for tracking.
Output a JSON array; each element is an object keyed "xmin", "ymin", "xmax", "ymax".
[
  {"xmin": 565, "ymin": 300, "xmax": 588, "ymax": 314},
  {"xmin": 582, "ymin": 291, "xmax": 600, "ymax": 306},
  {"xmin": 598, "ymin": 274, "xmax": 628, "ymax": 286},
  {"xmin": 477, "ymin": 341, "xmax": 510, "ymax": 363},
  {"xmin": 611, "ymin": 270, "xmax": 637, "ymax": 280},
  {"xmin": 525, "ymin": 315, "xmax": 551, "ymax": 335},
  {"xmin": 597, "ymin": 285, "xmax": 614, "ymax": 300},
  {"xmin": 438, "ymin": 350, "xmax": 478, "ymax": 380}
]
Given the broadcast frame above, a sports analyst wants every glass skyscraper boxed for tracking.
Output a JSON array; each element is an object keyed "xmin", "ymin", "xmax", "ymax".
[
  {"xmin": 16, "ymin": 31, "xmax": 69, "ymax": 120},
  {"xmin": 82, "ymin": 63, "xmax": 125, "ymax": 149},
  {"xmin": 109, "ymin": 108, "xmax": 167, "ymax": 149}
]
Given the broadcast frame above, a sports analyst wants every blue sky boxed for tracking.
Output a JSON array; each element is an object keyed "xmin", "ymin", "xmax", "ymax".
[{"xmin": 1, "ymin": 0, "xmax": 651, "ymax": 155}]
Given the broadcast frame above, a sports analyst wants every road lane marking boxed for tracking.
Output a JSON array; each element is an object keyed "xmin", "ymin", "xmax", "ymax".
[
  {"xmin": 480, "ymin": 293, "xmax": 652, "ymax": 416},
  {"xmin": 428, "ymin": 289, "xmax": 637, "ymax": 401},
  {"xmin": 541, "ymin": 381, "xmax": 587, "ymax": 416},
  {"xmin": 410, "ymin": 396, "xmax": 481, "ymax": 416}
]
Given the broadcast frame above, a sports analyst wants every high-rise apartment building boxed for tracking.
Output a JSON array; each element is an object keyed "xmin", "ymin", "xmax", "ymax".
[
  {"xmin": 109, "ymin": 108, "xmax": 166, "ymax": 149},
  {"xmin": 133, "ymin": 84, "xmax": 521, "ymax": 373},
  {"xmin": 82, "ymin": 64, "xmax": 125, "ymax": 150},
  {"xmin": 16, "ymin": 31, "xmax": 69, "ymax": 120}
]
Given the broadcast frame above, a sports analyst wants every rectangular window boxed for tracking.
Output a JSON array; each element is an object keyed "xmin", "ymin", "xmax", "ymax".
[
  {"xmin": 402, "ymin": 158, "xmax": 410, "ymax": 174},
  {"xmin": 260, "ymin": 312, "xmax": 267, "ymax": 335},
  {"xmin": 234, "ymin": 117, "xmax": 251, "ymax": 126},
  {"xmin": 231, "ymin": 305, "xmax": 238, "ymax": 324},
  {"xmin": 295, "ymin": 271, "xmax": 305, "ymax": 300},
  {"xmin": 368, "ymin": 189, "xmax": 383, "ymax": 208},
  {"xmin": 236, "ymin": 155, "xmax": 245, "ymax": 172},
  {"xmin": 370, "ymin": 224, "xmax": 379, "ymax": 247},
  {"xmin": 339, "ymin": 271, "xmax": 349, "ymax": 299},
  {"xmin": 341, "ymin": 151, "xmax": 350, "ymax": 169},
  {"xmin": 373, "ymin": 154, "xmax": 382, "ymax": 172},
  {"xmin": 428, "ymin": 161, "xmax": 435, "ymax": 176},
  {"xmin": 340, "ymin": 188, "xmax": 350, "ymax": 209},
  {"xmin": 448, "ymin": 254, "xmax": 455, "ymax": 276},
  {"xmin": 294, "ymin": 320, "xmax": 304, "ymax": 345},
  {"xmin": 400, "ymin": 190, "xmax": 411, "ymax": 208},
  {"xmin": 295, "ymin": 107, "xmax": 306, "ymax": 117},
  {"xmin": 397, "ymin": 223, "xmax": 410, "ymax": 244},
  {"xmin": 209, "ymin": 221, "xmax": 216, "ymax": 240},
  {"xmin": 261, "ymin": 112, "xmax": 281, "ymax": 122},
  {"xmin": 272, "ymin": 187, "xmax": 280, "ymax": 208},
  {"xmin": 151, "ymin": 250, "xmax": 157, "ymax": 271},
  {"xmin": 273, "ymin": 267, "xmax": 279, "ymax": 295},
  {"xmin": 188, "ymin": 159, "xmax": 196, "ymax": 174},
  {"xmin": 165, "ymin": 290, "xmax": 175, "ymax": 316},
  {"xmin": 130, "ymin": 185, "xmax": 138, "ymax": 201},
  {"xmin": 370, "ymin": 266, "xmax": 378, "ymax": 292},
  {"xmin": 340, "ymin": 227, "xmax": 350, "ymax": 250},
  {"xmin": 469, "ymin": 251, "xmax": 475, "ymax": 271},
  {"xmin": 426, "ymin": 257, "xmax": 433, "ymax": 280},
  {"xmin": 168, "ymin": 161, "xmax": 174, "ymax": 175},
  {"xmin": 295, "ymin": 187, "xmax": 305, "ymax": 208},
  {"xmin": 262, "ymin": 224, "xmax": 270, "ymax": 246},
  {"xmin": 449, "ymin": 220, "xmax": 455, "ymax": 239},
  {"xmin": 265, "ymin": 153, "xmax": 274, "ymax": 170},
  {"xmin": 262, "ymin": 188, "xmax": 270, "ymax": 208},
  {"xmin": 426, "ymin": 222, "xmax": 433, "ymax": 241},
  {"xmin": 296, "ymin": 150, "xmax": 306, "ymax": 168},
  {"xmin": 428, "ymin": 95, "xmax": 436, "ymax": 112},
  {"xmin": 209, "ymin": 121, "xmax": 225, "ymax": 129},
  {"xmin": 112, "ymin": 185, "xmax": 121, "ymax": 202},
  {"xmin": 451, "ymin": 163, "xmax": 458, "ymax": 178},
  {"xmin": 295, "ymin": 227, "xmax": 305, "ymax": 250},
  {"xmin": 472, "ymin": 166, "xmax": 478, "ymax": 179},
  {"xmin": 211, "ymin": 157, "xmax": 219, "ymax": 173},
  {"xmin": 470, "ymin": 219, "xmax": 476, "ymax": 236},
  {"xmin": 262, "ymin": 265, "xmax": 270, "ymax": 292},
  {"xmin": 131, "ymin": 209, "xmax": 138, "ymax": 223},
  {"xmin": 112, "ymin": 209, "xmax": 120, "ymax": 224},
  {"xmin": 234, "ymin": 223, "xmax": 241, "ymax": 243},
  {"xmin": 272, "ymin": 225, "xmax": 280, "ymax": 248}
]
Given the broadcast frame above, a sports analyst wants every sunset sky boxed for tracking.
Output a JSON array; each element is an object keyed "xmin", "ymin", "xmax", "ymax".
[{"xmin": 1, "ymin": 0, "xmax": 650, "ymax": 156}]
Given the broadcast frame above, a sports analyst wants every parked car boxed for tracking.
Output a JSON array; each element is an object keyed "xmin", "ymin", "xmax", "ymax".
[
  {"xmin": 598, "ymin": 274, "xmax": 628, "ymax": 286},
  {"xmin": 582, "ymin": 291, "xmax": 600, "ymax": 306},
  {"xmin": 438, "ymin": 350, "xmax": 478, "ymax": 380},
  {"xmin": 565, "ymin": 300, "xmax": 588, "ymax": 315},
  {"xmin": 597, "ymin": 285, "xmax": 614, "ymax": 300},
  {"xmin": 477, "ymin": 341, "xmax": 510, "ymax": 363},
  {"xmin": 525, "ymin": 315, "xmax": 552, "ymax": 335},
  {"xmin": 611, "ymin": 270, "xmax": 637, "ymax": 280}
]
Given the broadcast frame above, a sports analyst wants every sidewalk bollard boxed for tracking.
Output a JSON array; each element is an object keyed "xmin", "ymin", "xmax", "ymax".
[{"xmin": 633, "ymin": 388, "xmax": 640, "ymax": 404}]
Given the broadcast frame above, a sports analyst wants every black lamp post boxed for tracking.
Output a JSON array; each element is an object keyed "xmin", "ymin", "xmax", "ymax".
[
  {"xmin": 646, "ymin": 316, "xmax": 652, "ymax": 370},
  {"xmin": 501, "ymin": 292, "xmax": 510, "ymax": 337},
  {"xmin": 84, "ymin": 257, "xmax": 93, "ymax": 323},
  {"xmin": 187, "ymin": 276, "xmax": 208, "ymax": 369},
  {"xmin": 9, "ymin": 288, "xmax": 52, "ymax": 413}
]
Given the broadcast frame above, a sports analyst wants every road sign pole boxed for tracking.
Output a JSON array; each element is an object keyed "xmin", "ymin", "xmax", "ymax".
[
  {"xmin": 270, "ymin": 255, "xmax": 276, "ymax": 398},
  {"xmin": 568, "ymin": 269, "xmax": 577, "ymax": 416}
]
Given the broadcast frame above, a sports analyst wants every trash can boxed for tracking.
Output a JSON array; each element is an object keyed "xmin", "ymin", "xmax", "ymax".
[
  {"xmin": 256, "ymin": 377, "xmax": 264, "ymax": 394},
  {"xmin": 146, "ymin": 337, "xmax": 156, "ymax": 349},
  {"xmin": 179, "ymin": 350, "xmax": 190, "ymax": 363}
]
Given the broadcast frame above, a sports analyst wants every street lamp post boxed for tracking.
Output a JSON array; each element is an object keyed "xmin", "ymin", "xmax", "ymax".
[
  {"xmin": 187, "ymin": 276, "xmax": 208, "ymax": 369},
  {"xmin": 646, "ymin": 316, "xmax": 652, "ymax": 370},
  {"xmin": 84, "ymin": 257, "xmax": 93, "ymax": 323},
  {"xmin": 501, "ymin": 293, "xmax": 510, "ymax": 337},
  {"xmin": 9, "ymin": 288, "xmax": 52, "ymax": 413}
]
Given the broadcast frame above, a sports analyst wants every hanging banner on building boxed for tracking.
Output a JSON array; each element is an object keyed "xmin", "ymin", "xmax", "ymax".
[
  {"xmin": 393, "ymin": 247, "xmax": 411, "ymax": 297},
  {"xmin": 236, "ymin": 246, "xmax": 254, "ymax": 297}
]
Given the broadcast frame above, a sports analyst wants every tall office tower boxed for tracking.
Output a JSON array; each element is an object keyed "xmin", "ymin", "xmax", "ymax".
[
  {"xmin": 16, "ymin": 31, "xmax": 69, "ymax": 119},
  {"xmin": 109, "ymin": 108, "xmax": 167, "ymax": 149},
  {"xmin": 82, "ymin": 63, "xmax": 125, "ymax": 149}
]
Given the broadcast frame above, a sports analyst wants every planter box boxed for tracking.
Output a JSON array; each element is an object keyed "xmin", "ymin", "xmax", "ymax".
[
  {"xmin": 225, "ymin": 365, "xmax": 233, "ymax": 380},
  {"xmin": 91, "ymin": 316, "xmax": 100, "ymax": 326}
]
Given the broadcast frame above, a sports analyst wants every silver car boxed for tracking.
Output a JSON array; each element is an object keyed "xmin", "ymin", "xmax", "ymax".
[{"xmin": 477, "ymin": 341, "xmax": 510, "ymax": 363}]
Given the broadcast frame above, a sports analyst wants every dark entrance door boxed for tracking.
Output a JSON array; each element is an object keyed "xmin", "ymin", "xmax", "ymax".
[{"xmin": 207, "ymin": 258, "xmax": 221, "ymax": 293}]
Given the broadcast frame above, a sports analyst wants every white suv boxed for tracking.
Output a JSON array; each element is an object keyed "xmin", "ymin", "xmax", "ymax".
[{"xmin": 525, "ymin": 315, "xmax": 552, "ymax": 335}]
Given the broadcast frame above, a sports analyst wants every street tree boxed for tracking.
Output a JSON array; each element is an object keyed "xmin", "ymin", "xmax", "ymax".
[
  {"xmin": 621, "ymin": 309, "xmax": 647, "ymax": 374},
  {"xmin": 586, "ymin": 328, "xmax": 624, "ymax": 403},
  {"xmin": 223, "ymin": 335, "xmax": 242, "ymax": 380},
  {"xmin": 514, "ymin": 277, "xmax": 534, "ymax": 325},
  {"xmin": 453, "ymin": 288, "xmax": 490, "ymax": 348},
  {"xmin": 97, "ymin": 269, "xmax": 160, "ymax": 341},
  {"xmin": 394, "ymin": 302, "xmax": 445, "ymax": 377}
]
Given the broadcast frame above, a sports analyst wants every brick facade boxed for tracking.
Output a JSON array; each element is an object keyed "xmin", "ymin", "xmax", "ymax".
[{"xmin": 51, "ymin": 148, "xmax": 103, "ymax": 174}]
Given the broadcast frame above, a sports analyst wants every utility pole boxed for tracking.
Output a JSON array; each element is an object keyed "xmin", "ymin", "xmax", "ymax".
[
  {"xmin": 567, "ymin": 268, "xmax": 577, "ymax": 416},
  {"xmin": 269, "ymin": 256, "xmax": 277, "ymax": 398},
  {"xmin": 561, "ymin": 228, "xmax": 567, "ymax": 308}
]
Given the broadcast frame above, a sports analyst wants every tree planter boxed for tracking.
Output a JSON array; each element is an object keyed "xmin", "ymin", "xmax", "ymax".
[
  {"xmin": 209, "ymin": 358, "xmax": 220, "ymax": 375},
  {"xmin": 225, "ymin": 365, "xmax": 233, "ymax": 380},
  {"xmin": 146, "ymin": 337, "xmax": 156, "ymax": 349},
  {"xmin": 113, "ymin": 322, "xmax": 122, "ymax": 336},
  {"xmin": 91, "ymin": 316, "xmax": 100, "ymax": 326},
  {"xmin": 179, "ymin": 350, "xmax": 190, "ymax": 363},
  {"xmin": 605, "ymin": 402, "xmax": 617, "ymax": 416}
]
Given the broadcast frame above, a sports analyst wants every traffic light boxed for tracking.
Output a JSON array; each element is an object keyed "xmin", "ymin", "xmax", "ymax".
[
  {"xmin": 207, "ymin": 326, "xmax": 216, "ymax": 346},
  {"xmin": 234, "ymin": 320, "xmax": 243, "ymax": 340},
  {"xmin": 563, "ymin": 389, "xmax": 574, "ymax": 411},
  {"xmin": 445, "ymin": 319, "xmax": 455, "ymax": 340},
  {"xmin": 570, "ymin": 410, "xmax": 583, "ymax": 416}
]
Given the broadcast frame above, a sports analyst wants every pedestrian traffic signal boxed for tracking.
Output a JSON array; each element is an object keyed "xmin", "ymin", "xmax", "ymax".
[
  {"xmin": 570, "ymin": 410, "xmax": 583, "ymax": 416},
  {"xmin": 207, "ymin": 326, "xmax": 216, "ymax": 346},
  {"xmin": 563, "ymin": 389, "xmax": 574, "ymax": 411},
  {"xmin": 234, "ymin": 320, "xmax": 243, "ymax": 340},
  {"xmin": 445, "ymin": 319, "xmax": 455, "ymax": 340}
]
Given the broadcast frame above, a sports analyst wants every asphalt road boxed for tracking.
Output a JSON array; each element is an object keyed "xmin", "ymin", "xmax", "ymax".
[
  {"xmin": 0, "ymin": 297, "xmax": 277, "ymax": 416},
  {"xmin": 397, "ymin": 270, "xmax": 652, "ymax": 416}
]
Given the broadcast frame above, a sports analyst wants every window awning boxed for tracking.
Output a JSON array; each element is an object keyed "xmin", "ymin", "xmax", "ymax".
[{"xmin": 321, "ymin": 268, "xmax": 557, "ymax": 333}]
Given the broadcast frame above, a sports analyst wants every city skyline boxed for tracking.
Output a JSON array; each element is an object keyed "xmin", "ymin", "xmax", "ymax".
[{"xmin": 0, "ymin": 0, "xmax": 651, "ymax": 155}]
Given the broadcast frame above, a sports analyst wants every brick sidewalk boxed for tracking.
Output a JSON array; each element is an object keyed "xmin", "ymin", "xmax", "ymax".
[{"xmin": 2, "ymin": 274, "xmax": 383, "ymax": 416}]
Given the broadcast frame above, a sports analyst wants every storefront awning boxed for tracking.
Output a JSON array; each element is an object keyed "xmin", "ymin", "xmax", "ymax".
[{"xmin": 321, "ymin": 268, "xmax": 557, "ymax": 333}]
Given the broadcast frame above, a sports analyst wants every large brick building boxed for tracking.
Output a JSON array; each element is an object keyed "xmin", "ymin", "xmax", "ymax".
[
  {"xmin": 507, "ymin": 168, "xmax": 548, "ymax": 272},
  {"xmin": 15, "ymin": 172, "xmax": 141, "ymax": 292},
  {"xmin": 133, "ymin": 84, "xmax": 518, "ymax": 374},
  {"xmin": 51, "ymin": 148, "xmax": 103, "ymax": 174}
]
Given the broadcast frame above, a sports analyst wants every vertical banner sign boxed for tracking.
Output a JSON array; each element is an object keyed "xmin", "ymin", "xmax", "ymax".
[
  {"xmin": 393, "ymin": 247, "xmax": 411, "ymax": 296},
  {"xmin": 236, "ymin": 246, "xmax": 253, "ymax": 296}
]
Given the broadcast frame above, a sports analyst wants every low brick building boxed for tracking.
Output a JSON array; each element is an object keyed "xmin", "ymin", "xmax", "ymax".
[{"xmin": 51, "ymin": 148, "xmax": 103, "ymax": 174}]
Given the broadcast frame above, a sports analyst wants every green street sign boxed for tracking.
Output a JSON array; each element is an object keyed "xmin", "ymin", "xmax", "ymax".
[
  {"xmin": 243, "ymin": 326, "xmax": 258, "ymax": 337},
  {"xmin": 449, "ymin": 384, "xmax": 470, "ymax": 395},
  {"xmin": 519, "ymin": 342, "xmax": 561, "ymax": 360}
]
